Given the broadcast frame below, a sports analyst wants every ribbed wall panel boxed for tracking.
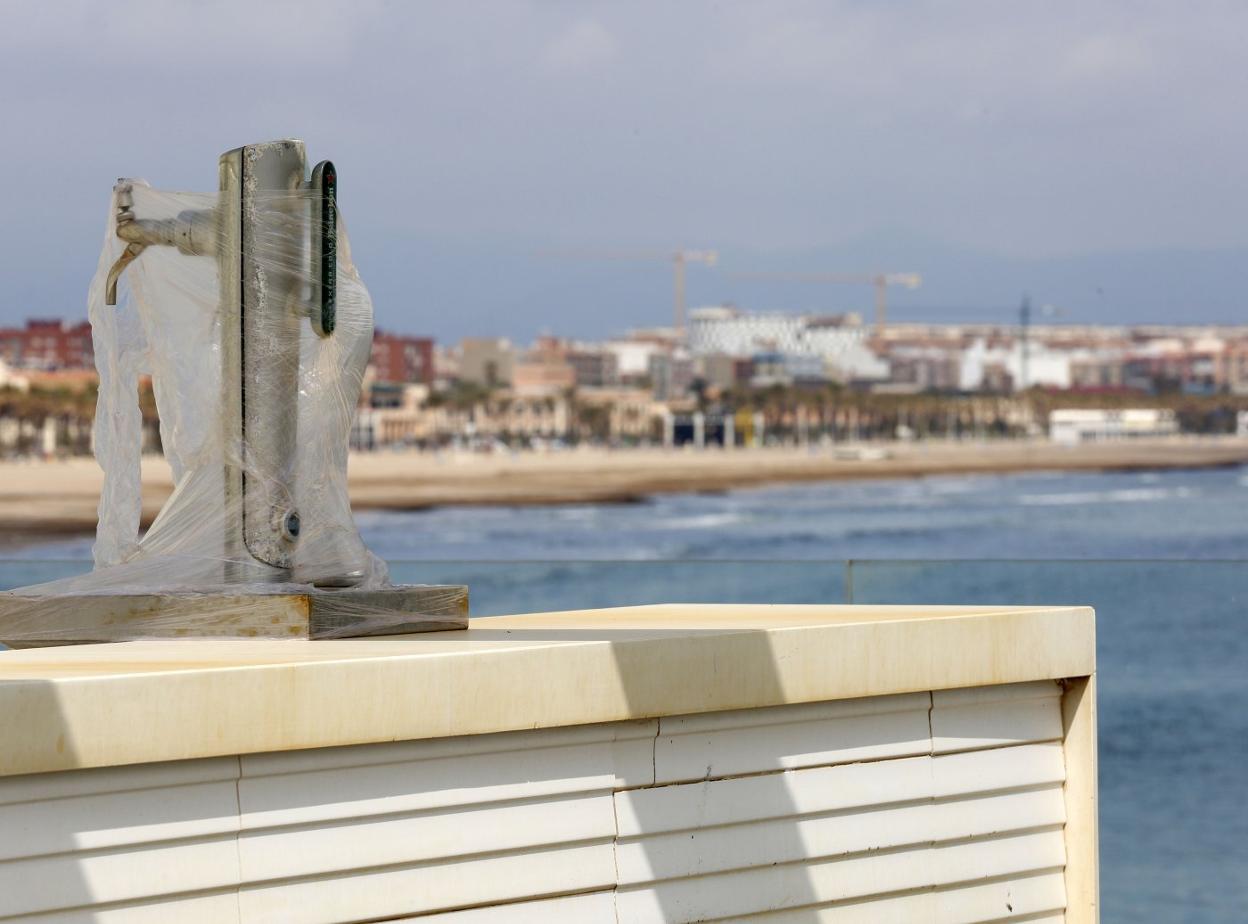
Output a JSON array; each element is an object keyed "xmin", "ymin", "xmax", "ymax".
[
  {"xmin": 616, "ymin": 829, "xmax": 1065, "ymax": 922},
  {"xmin": 0, "ymin": 759, "xmax": 241, "ymax": 922},
  {"xmin": 392, "ymin": 891, "xmax": 617, "ymax": 922},
  {"xmin": 10, "ymin": 892, "xmax": 242, "ymax": 924},
  {"xmin": 242, "ymin": 790, "xmax": 613, "ymax": 881},
  {"xmin": 654, "ymin": 692, "xmax": 932, "ymax": 784},
  {"xmin": 237, "ymin": 841, "xmax": 617, "ymax": 924},
  {"xmin": 237, "ymin": 719, "xmax": 656, "ymax": 828},
  {"xmin": 615, "ymin": 784, "xmax": 1065, "ymax": 885},
  {"xmin": 233, "ymin": 720, "xmax": 656, "ymax": 922},
  {"xmin": 0, "ymin": 681, "xmax": 1074, "ymax": 923},
  {"xmin": 932, "ymin": 681, "xmax": 1064, "ymax": 754},
  {"xmin": 730, "ymin": 870, "xmax": 1067, "ymax": 923},
  {"xmin": 617, "ymin": 682, "xmax": 1067, "ymax": 922}
]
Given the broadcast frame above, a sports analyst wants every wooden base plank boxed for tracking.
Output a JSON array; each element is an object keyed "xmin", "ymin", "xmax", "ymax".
[{"xmin": 0, "ymin": 584, "xmax": 468, "ymax": 648}]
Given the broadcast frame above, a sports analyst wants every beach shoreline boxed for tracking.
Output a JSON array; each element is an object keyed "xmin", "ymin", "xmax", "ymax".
[{"xmin": 2, "ymin": 437, "xmax": 1247, "ymax": 549}]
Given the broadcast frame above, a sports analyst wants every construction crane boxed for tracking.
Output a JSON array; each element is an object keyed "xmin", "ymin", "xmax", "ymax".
[
  {"xmin": 727, "ymin": 271, "xmax": 922, "ymax": 336},
  {"xmin": 671, "ymin": 250, "xmax": 719, "ymax": 336},
  {"xmin": 540, "ymin": 249, "xmax": 719, "ymax": 339}
]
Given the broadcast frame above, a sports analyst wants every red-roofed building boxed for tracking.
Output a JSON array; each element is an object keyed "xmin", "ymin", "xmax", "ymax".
[
  {"xmin": 370, "ymin": 331, "xmax": 434, "ymax": 385},
  {"xmin": 0, "ymin": 319, "xmax": 94, "ymax": 370}
]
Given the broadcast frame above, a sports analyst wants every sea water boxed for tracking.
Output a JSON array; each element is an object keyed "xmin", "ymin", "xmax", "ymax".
[{"xmin": 4, "ymin": 464, "xmax": 1246, "ymax": 922}]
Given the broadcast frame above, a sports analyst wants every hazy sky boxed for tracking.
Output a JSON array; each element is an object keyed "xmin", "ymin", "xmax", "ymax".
[{"xmin": 4, "ymin": 1, "xmax": 1248, "ymax": 337}]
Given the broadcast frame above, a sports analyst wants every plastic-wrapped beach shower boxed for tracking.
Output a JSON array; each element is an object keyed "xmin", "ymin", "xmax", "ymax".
[{"xmin": 0, "ymin": 140, "xmax": 466, "ymax": 646}]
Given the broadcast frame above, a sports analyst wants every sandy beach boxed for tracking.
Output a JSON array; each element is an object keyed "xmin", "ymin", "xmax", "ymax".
[{"xmin": 2, "ymin": 437, "xmax": 1247, "ymax": 548}]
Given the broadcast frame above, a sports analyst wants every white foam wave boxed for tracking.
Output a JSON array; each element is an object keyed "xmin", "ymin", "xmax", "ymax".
[
  {"xmin": 653, "ymin": 512, "xmax": 748, "ymax": 530},
  {"xmin": 1019, "ymin": 487, "xmax": 1193, "ymax": 506}
]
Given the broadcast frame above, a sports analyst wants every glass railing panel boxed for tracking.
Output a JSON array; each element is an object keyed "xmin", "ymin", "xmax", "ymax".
[
  {"xmin": 0, "ymin": 559, "xmax": 851, "ymax": 613},
  {"xmin": 0, "ymin": 559, "xmax": 90, "ymax": 590},
  {"xmin": 385, "ymin": 560, "xmax": 848, "ymax": 616}
]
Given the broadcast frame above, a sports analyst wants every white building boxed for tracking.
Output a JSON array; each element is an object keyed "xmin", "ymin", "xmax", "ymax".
[
  {"xmin": 959, "ymin": 338, "xmax": 1083, "ymax": 391},
  {"xmin": 825, "ymin": 342, "xmax": 889, "ymax": 383},
  {"xmin": 688, "ymin": 306, "xmax": 804, "ymax": 355},
  {"xmin": 1049, "ymin": 408, "xmax": 1179, "ymax": 445},
  {"xmin": 687, "ymin": 306, "xmax": 884, "ymax": 381},
  {"xmin": 606, "ymin": 339, "xmax": 668, "ymax": 380},
  {"xmin": 0, "ymin": 358, "xmax": 29, "ymax": 392}
]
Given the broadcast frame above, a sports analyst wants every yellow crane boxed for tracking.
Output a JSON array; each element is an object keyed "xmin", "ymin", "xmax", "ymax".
[
  {"xmin": 728, "ymin": 271, "xmax": 922, "ymax": 336},
  {"xmin": 541, "ymin": 249, "xmax": 719, "ymax": 338},
  {"xmin": 670, "ymin": 250, "xmax": 719, "ymax": 336}
]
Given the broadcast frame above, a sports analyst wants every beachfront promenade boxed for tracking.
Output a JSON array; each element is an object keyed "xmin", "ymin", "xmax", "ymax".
[{"xmin": 2, "ymin": 436, "xmax": 1247, "ymax": 545}]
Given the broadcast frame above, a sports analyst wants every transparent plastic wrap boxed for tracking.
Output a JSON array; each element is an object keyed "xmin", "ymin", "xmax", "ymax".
[{"xmin": 0, "ymin": 141, "xmax": 467, "ymax": 646}]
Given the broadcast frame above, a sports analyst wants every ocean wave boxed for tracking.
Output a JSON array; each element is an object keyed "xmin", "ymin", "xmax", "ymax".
[
  {"xmin": 1019, "ymin": 487, "xmax": 1194, "ymax": 506},
  {"xmin": 652, "ymin": 512, "xmax": 749, "ymax": 530}
]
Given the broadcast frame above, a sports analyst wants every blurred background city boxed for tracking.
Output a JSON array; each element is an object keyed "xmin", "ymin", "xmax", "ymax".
[{"xmin": 4, "ymin": 289, "xmax": 1248, "ymax": 460}]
